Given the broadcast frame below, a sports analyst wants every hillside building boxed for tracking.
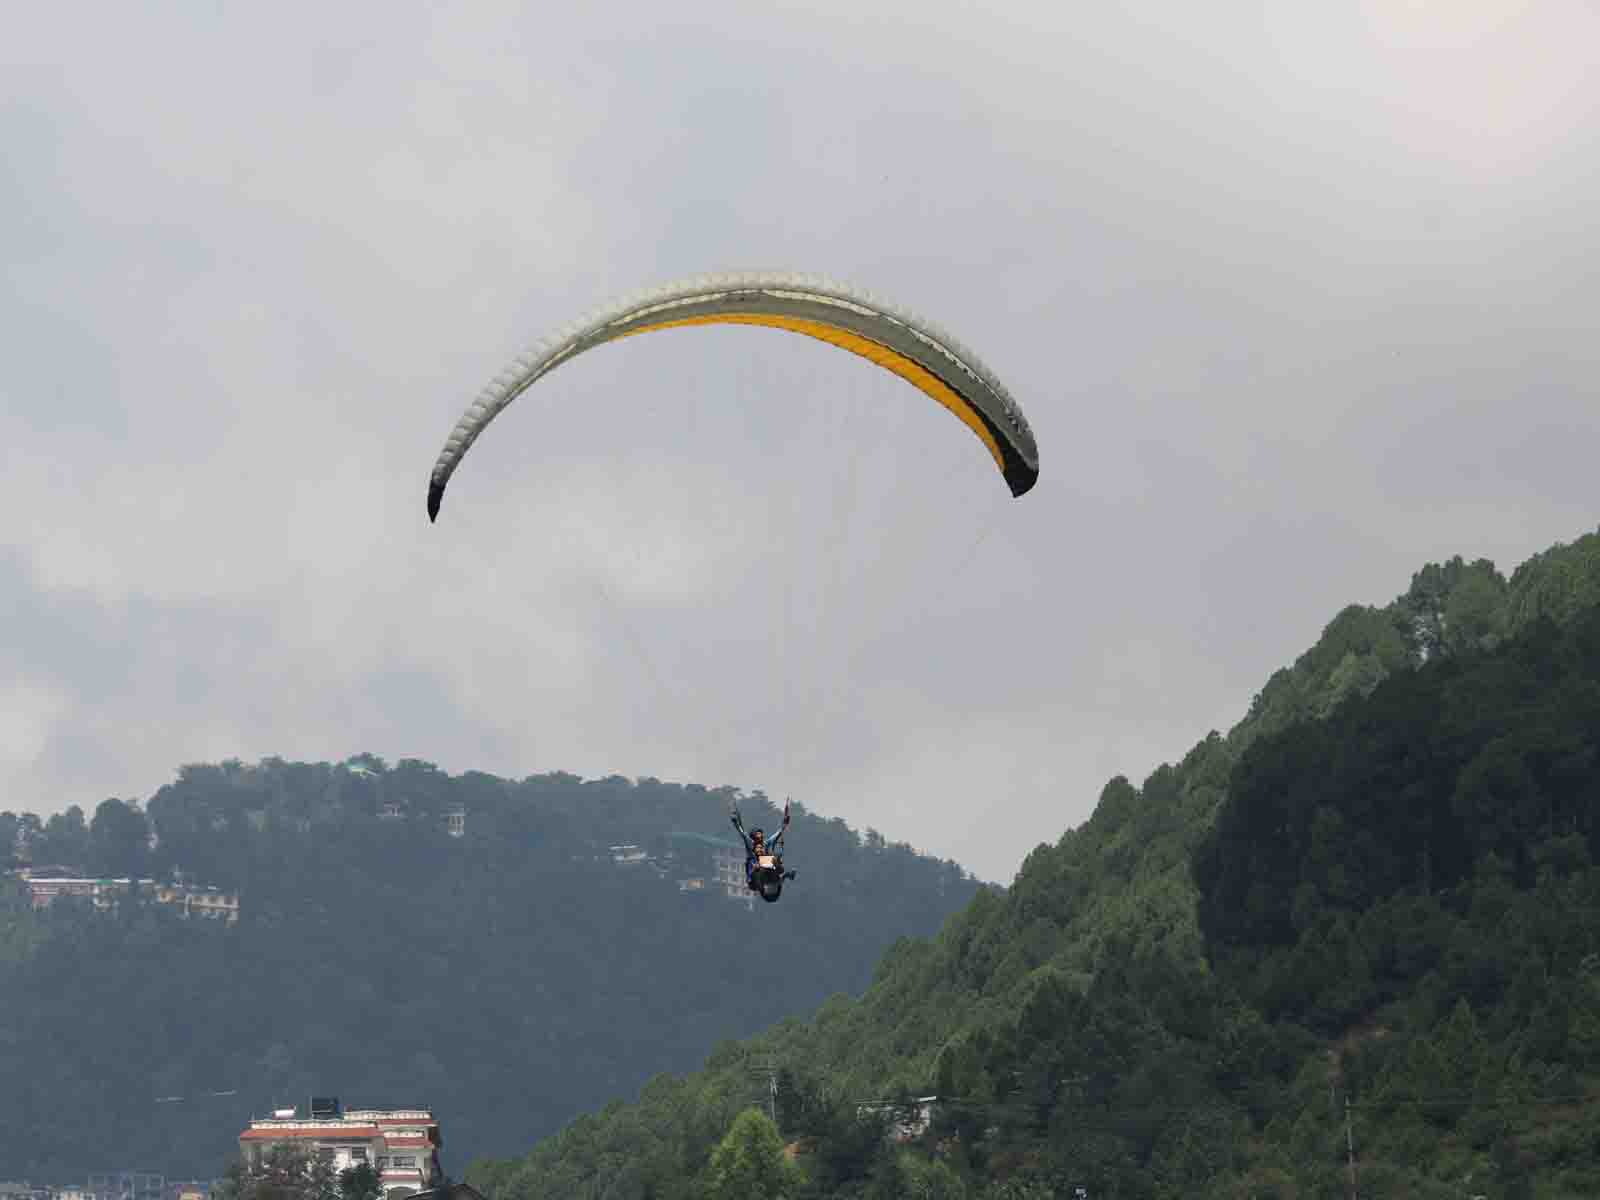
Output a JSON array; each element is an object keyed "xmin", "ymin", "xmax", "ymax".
[
  {"xmin": 712, "ymin": 847, "xmax": 755, "ymax": 909},
  {"xmin": 84, "ymin": 1172, "xmax": 163, "ymax": 1200},
  {"xmin": 238, "ymin": 1102, "xmax": 443, "ymax": 1200},
  {"xmin": 855, "ymin": 1096, "xmax": 941, "ymax": 1142},
  {"xmin": 24, "ymin": 877, "xmax": 150, "ymax": 914},
  {"xmin": 24, "ymin": 877, "xmax": 239, "ymax": 923},
  {"xmin": 657, "ymin": 833, "xmax": 755, "ymax": 907},
  {"xmin": 151, "ymin": 883, "xmax": 240, "ymax": 923}
]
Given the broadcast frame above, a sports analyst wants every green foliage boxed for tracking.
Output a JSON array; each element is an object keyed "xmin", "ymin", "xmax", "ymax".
[
  {"xmin": 1193, "ymin": 595, "xmax": 1600, "ymax": 1196},
  {"xmin": 0, "ymin": 767, "xmax": 978, "ymax": 1179},
  {"xmin": 474, "ymin": 531, "xmax": 1600, "ymax": 1200},
  {"xmin": 11, "ymin": 531, "xmax": 1600, "ymax": 1196},
  {"xmin": 37, "ymin": 803, "xmax": 91, "ymax": 868},
  {"xmin": 1196, "ymin": 604, "xmax": 1600, "ymax": 1026},
  {"xmin": 1504, "ymin": 530, "xmax": 1600, "ymax": 633},
  {"xmin": 0, "ymin": 810, "xmax": 19, "ymax": 865},
  {"xmin": 90, "ymin": 797, "xmax": 151, "ymax": 877},
  {"xmin": 220, "ymin": 1142, "xmax": 337, "ymax": 1200},
  {"xmin": 707, "ymin": 1109, "xmax": 798, "ymax": 1200},
  {"xmin": 337, "ymin": 1164, "xmax": 381, "ymax": 1200},
  {"xmin": 886, "ymin": 1152, "xmax": 967, "ymax": 1200}
]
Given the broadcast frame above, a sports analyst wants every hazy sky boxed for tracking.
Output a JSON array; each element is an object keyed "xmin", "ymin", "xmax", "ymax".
[{"xmin": 5, "ymin": 1, "xmax": 1597, "ymax": 882}]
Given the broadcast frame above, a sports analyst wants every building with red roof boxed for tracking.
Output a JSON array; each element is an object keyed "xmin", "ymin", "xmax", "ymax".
[{"xmin": 237, "ymin": 1102, "xmax": 443, "ymax": 1200}]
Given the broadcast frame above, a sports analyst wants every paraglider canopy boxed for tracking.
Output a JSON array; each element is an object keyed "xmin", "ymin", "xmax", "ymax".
[{"xmin": 426, "ymin": 272, "xmax": 1039, "ymax": 522}]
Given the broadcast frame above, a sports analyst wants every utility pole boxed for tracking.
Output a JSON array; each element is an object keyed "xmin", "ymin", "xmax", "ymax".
[
  {"xmin": 1345, "ymin": 1096, "xmax": 1358, "ymax": 1200},
  {"xmin": 751, "ymin": 1060, "xmax": 779, "ymax": 1127}
]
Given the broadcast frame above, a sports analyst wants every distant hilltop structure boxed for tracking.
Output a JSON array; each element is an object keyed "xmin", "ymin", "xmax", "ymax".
[
  {"xmin": 373, "ymin": 799, "xmax": 467, "ymax": 837},
  {"xmin": 238, "ymin": 1098, "xmax": 444, "ymax": 1200},
  {"xmin": 0, "ymin": 1171, "xmax": 216, "ymax": 1200},
  {"xmin": 588, "ymin": 832, "xmax": 757, "ymax": 910},
  {"xmin": 665, "ymin": 832, "xmax": 754, "ymax": 910},
  {"xmin": 17, "ymin": 873, "xmax": 240, "ymax": 924},
  {"xmin": 83, "ymin": 1173, "xmax": 164, "ymax": 1200}
]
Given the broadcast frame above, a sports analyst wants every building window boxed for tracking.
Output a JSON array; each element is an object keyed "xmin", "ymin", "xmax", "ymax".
[
  {"xmin": 350, "ymin": 1148, "xmax": 368, "ymax": 1163},
  {"xmin": 389, "ymin": 1157, "xmax": 417, "ymax": 1169}
]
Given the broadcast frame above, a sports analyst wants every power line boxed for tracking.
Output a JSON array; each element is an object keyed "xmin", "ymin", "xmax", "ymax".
[{"xmin": 153, "ymin": 1089, "xmax": 240, "ymax": 1105}]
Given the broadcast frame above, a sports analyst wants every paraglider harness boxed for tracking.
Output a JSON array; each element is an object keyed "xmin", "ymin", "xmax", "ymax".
[{"xmin": 732, "ymin": 801, "xmax": 795, "ymax": 904}]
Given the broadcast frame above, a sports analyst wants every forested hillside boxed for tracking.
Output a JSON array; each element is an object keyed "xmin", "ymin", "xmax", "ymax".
[
  {"xmin": 0, "ymin": 770, "xmax": 979, "ymax": 1179},
  {"xmin": 467, "ymin": 530, "xmax": 1600, "ymax": 1199}
]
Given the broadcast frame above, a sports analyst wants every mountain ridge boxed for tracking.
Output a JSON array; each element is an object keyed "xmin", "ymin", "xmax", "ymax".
[
  {"xmin": 0, "ymin": 770, "xmax": 982, "ymax": 1178},
  {"xmin": 464, "ymin": 526, "xmax": 1600, "ymax": 1200}
]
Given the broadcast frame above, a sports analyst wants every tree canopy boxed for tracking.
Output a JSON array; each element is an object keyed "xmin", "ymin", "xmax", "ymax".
[
  {"xmin": 467, "ymin": 528, "xmax": 1600, "ymax": 1199},
  {"xmin": 0, "ymin": 770, "xmax": 978, "ymax": 1178}
]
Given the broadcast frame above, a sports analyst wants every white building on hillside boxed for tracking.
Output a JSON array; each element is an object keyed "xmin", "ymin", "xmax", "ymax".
[
  {"xmin": 84, "ymin": 1173, "xmax": 163, "ymax": 1200},
  {"xmin": 238, "ymin": 1103, "xmax": 443, "ymax": 1200},
  {"xmin": 25, "ymin": 878, "xmax": 240, "ymax": 923},
  {"xmin": 856, "ymin": 1096, "xmax": 941, "ymax": 1142},
  {"xmin": 713, "ymin": 847, "xmax": 754, "ymax": 909}
]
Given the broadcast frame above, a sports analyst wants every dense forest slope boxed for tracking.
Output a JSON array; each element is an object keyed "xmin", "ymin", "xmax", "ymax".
[
  {"xmin": 466, "ymin": 529, "xmax": 1600, "ymax": 1200},
  {"xmin": 0, "ymin": 771, "xmax": 979, "ymax": 1178}
]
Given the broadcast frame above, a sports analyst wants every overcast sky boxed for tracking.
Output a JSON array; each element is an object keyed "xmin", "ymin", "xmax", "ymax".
[{"xmin": 4, "ymin": 1, "xmax": 1597, "ymax": 882}]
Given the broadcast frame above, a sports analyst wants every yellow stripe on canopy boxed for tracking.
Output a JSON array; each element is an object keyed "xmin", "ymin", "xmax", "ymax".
[{"xmin": 613, "ymin": 312, "xmax": 1008, "ymax": 474}]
